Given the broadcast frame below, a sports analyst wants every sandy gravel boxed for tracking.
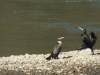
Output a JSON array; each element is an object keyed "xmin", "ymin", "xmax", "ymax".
[{"xmin": 0, "ymin": 48, "xmax": 100, "ymax": 75}]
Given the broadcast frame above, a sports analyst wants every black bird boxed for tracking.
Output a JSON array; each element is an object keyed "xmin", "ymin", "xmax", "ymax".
[
  {"xmin": 75, "ymin": 27, "xmax": 97, "ymax": 55},
  {"xmin": 46, "ymin": 37, "xmax": 64, "ymax": 60}
]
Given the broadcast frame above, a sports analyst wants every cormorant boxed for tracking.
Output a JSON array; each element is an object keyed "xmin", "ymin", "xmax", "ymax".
[
  {"xmin": 46, "ymin": 37, "xmax": 64, "ymax": 60},
  {"xmin": 75, "ymin": 27, "xmax": 97, "ymax": 55}
]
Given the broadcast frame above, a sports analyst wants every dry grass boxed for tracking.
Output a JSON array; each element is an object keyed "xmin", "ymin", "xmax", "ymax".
[{"xmin": 0, "ymin": 48, "xmax": 100, "ymax": 75}]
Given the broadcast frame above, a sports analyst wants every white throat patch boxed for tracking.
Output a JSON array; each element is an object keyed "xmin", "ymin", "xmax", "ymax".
[{"xmin": 57, "ymin": 41, "xmax": 62, "ymax": 44}]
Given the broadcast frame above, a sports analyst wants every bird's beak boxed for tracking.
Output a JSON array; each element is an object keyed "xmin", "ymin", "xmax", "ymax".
[
  {"xmin": 60, "ymin": 37, "xmax": 65, "ymax": 40},
  {"xmin": 78, "ymin": 27, "xmax": 84, "ymax": 31}
]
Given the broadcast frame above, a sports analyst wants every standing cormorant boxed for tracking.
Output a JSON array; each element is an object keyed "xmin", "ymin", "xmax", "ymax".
[
  {"xmin": 75, "ymin": 27, "xmax": 97, "ymax": 55},
  {"xmin": 46, "ymin": 37, "xmax": 64, "ymax": 60}
]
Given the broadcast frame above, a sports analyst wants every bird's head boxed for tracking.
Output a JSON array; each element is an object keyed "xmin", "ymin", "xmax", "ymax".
[
  {"xmin": 57, "ymin": 37, "xmax": 65, "ymax": 41},
  {"xmin": 78, "ymin": 27, "xmax": 86, "ymax": 34}
]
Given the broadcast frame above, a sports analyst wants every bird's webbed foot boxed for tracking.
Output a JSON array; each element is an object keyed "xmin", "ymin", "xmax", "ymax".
[{"xmin": 54, "ymin": 57, "xmax": 59, "ymax": 59}]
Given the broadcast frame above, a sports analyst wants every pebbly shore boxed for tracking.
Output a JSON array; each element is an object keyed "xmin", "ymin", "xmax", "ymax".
[{"xmin": 0, "ymin": 48, "xmax": 100, "ymax": 75}]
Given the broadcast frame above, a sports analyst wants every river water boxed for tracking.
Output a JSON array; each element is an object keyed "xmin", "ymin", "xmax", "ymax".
[{"xmin": 0, "ymin": 0, "xmax": 100, "ymax": 56}]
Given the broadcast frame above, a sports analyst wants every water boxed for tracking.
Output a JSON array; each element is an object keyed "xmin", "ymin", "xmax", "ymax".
[{"xmin": 0, "ymin": 0, "xmax": 100, "ymax": 56}]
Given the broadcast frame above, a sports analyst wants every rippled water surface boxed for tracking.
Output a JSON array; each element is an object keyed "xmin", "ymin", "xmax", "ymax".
[{"xmin": 0, "ymin": 0, "xmax": 100, "ymax": 56}]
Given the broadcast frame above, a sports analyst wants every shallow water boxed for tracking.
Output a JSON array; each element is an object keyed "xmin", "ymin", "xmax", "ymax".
[{"xmin": 0, "ymin": 0, "xmax": 100, "ymax": 56}]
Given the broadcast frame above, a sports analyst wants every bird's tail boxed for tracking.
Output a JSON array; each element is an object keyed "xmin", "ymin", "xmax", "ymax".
[{"xmin": 46, "ymin": 55, "xmax": 52, "ymax": 60}]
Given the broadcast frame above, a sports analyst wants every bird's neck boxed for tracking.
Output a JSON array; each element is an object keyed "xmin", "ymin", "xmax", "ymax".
[{"xmin": 57, "ymin": 41, "xmax": 62, "ymax": 44}]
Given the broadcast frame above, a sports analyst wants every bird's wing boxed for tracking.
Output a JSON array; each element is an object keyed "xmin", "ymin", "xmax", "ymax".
[
  {"xmin": 90, "ymin": 32, "xmax": 97, "ymax": 46},
  {"xmin": 82, "ymin": 35, "xmax": 91, "ymax": 47}
]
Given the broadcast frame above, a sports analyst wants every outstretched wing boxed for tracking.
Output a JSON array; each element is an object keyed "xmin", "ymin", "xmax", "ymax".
[{"xmin": 90, "ymin": 32, "xmax": 97, "ymax": 46}]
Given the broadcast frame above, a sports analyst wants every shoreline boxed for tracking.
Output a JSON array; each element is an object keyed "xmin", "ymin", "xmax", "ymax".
[{"xmin": 0, "ymin": 48, "xmax": 100, "ymax": 75}]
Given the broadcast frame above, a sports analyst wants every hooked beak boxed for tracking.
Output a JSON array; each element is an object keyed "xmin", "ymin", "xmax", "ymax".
[
  {"xmin": 60, "ymin": 37, "xmax": 65, "ymax": 40},
  {"xmin": 78, "ymin": 27, "xmax": 84, "ymax": 31}
]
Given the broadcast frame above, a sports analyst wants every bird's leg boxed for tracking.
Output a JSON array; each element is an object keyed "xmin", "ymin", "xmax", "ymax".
[
  {"xmin": 91, "ymin": 48, "xmax": 94, "ymax": 55},
  {"xmin": 55, "ymin": 53, "xmax": 59, "ymax": 59},
  {"xmin": 54, "ymin": 54, "xmax": 58, "ymax": 59},
  {"xmin": 56, "ymin": 57, "xmax": 59, "ymax": 59},
  {"xmin": 53, "ymin": 54, "xmax": 57, "ymax": 59},
  {"xmin": 51, "ymin": 54, "xmax": 58, "ymax": 59}
]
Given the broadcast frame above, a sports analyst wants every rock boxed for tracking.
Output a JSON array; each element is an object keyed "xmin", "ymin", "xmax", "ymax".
[{"xmin": 78, "ymin": 48, "xmax": 92, "ymax": 55}]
